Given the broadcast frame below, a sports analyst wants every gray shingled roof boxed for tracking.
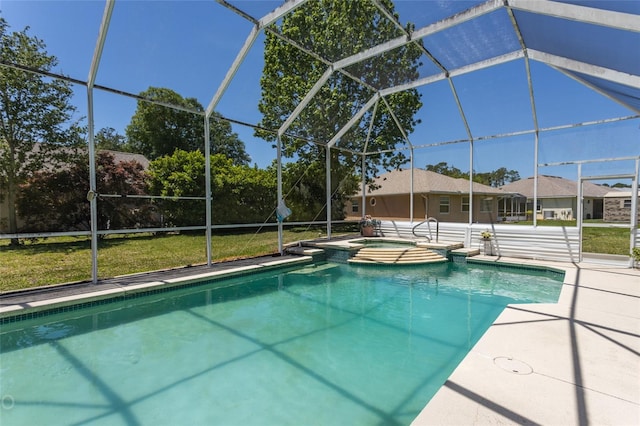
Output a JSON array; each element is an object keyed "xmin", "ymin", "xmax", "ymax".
[
  {"xmin": 357, "ymin": 169, "xmax": 506, "ymax": 196},
  {"xmin": 604, "ymin": 190, "xmax": 639, "ymax": 198},
  {"xmin": 31, "ymin": 143, "xmax": 150, "ymax": 170},
  {"xmin": 500, "ymin": 175, "xmax": 613, "ymax": 198},
  {"xmin": 107, "ymin": 151, "xmax": 150, "ymax": 169}
]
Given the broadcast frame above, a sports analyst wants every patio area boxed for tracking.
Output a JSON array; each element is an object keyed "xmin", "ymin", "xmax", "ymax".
[{"xmin": 413, "ymin": 257, "xmax": 640, "ymax": 425}]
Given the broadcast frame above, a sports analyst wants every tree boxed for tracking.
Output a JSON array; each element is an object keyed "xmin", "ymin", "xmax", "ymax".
[
  {"xmin": 146, "ymin": 149, "xmax": 206, "ymax": 227},
  {"xmin": 471, "ymin": 167, "xmax": 520, "ymax": 187},
  {"xmin": 256, "ymin": 0, "xmax": 423, "ymax": 218},
  {"xmin": 426, "ymin": 162, "xmax": 520, "ymax": 187},
  {"xmin": 214, "ymin": 156, "xmax": 277, "ymax": 224},
  {"xmin": 277, "ymin": 156, "xmax": 359, "ymax": 222},
  {"xmin": 126, "ymin": 87, "xmax": 250, "ymax": 165},
  {"xmin": 95, "ymin": 127, "xmax": 129, "ymax": 151},
  {"xmin": 17, "ymin": 151, "xmax": 153, "ymax": 232},
  {"xmin": 426, "ymin": 162, "xmax": 466, "ymax": 179},
  {"xmin": 147, "ymin": 150, "xmax": 276, "ymax": 226},
  {"xmin": 210, "ymin": 112, "xmax": 250, "ymax": 166},
  {"xmin": 488, "ymin": 167, "xmax": 520, "ymax": 187},
  {"xmin": 611, "ymin": 182, "xmax": 631, "ymax": 188},
  {"xmin": 0, "ymin": 18, "xmax": 83, "ymax": 244},
  {"xmin": 126, "ymin": 87, "xmax": 204, "ymax": 160}
]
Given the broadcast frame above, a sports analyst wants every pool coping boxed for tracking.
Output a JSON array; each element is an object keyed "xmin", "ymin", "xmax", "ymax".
[
  {"xmin": 307, "ymin": 236, "xmax": 462, "ymax": 251},
  {"xmin": 0, "ymin": 255, "xmax": 312, "ymax": 320}
]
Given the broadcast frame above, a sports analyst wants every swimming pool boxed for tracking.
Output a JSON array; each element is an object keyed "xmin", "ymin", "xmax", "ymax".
[{"xmin": 0, "ymin": 261, "xmax": 563, "ymax": 425}]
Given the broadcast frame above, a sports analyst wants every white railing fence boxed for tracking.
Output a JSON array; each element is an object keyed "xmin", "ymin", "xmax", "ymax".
[{"xmin": 379, "ymin": 220, "xmax": 580, "ymax": 263}]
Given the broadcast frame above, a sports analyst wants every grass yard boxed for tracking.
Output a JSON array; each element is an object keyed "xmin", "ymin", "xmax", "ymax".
[
  {"xmin": 0, "ymin": 228, "xmax": 344, "ymax": 292},
  {"xmin": 582, "ymin": 227, "xmax": 633, "ymax": 255},
  {"xmin": 510, "ymin": 220, "xmax": 635, "ymax": 255},
  {"xmin": 0, "ymin": 222, "xmax": 635, "ymax": 292}
]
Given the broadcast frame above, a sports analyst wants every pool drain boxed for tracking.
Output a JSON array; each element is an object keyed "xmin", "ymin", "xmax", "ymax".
[{"xmin": 493, "ymin": 357, "xmax": 533, "ymax": 375}]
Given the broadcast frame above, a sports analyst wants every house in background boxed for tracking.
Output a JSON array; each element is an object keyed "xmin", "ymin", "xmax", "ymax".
[
  {"xmin": 108, "ymin": 151, "xmax": 150, "ymax": 170},
  {"xmin": 499, "ymin": 175, "xmax": 613, "ymax": 221},
  {"xmin": 346, "ymin": 169, "xmax": 508, "ymax": 224},
  {"xmin": 604, "ymin": 190, "xmax": 639, "ymax": 222}
]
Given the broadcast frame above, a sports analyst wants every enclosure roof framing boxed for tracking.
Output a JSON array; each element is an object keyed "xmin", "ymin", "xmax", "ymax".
[
  {"xmin": 528, "ymin": 50, "xmax": 640, "ymax": 90},
  {"xmin": 87, "ymin": 0, "xmax": 114, "ymax": 89},
  {"xmin": 207, "ymin": 0, "xmax": 310, "ymax": 118},
  {"xmin": 372, "ymin": 114, "xmax": 639, "ymax": 155},
  {"xmin": 2, "ymin": 0, "xmax": 636, "ymax": 151},
  {"xmin": 506, "ymin": 0, "xmax": 640, "ymax": 32},
  {"xmin": 271, "ymin": 0, "xmax": 504, "ymax": 145},
  {"xmin": 328, "ymin": 94, "xmax": 380, "ymax": 148},
  {"xmin": 279, "ymin": 66, "xmax": 334, "ymax": 137},
  {"xmin": 249, "ymin": 0, "xmax": 639, "ymax": 152},
  {"xmin": 257, "ymin": 0, "xmax": 309, "ymax": 29},
  {"xmin": 154, "ymin": 0, "xmax": 640, "ymax": 148}
]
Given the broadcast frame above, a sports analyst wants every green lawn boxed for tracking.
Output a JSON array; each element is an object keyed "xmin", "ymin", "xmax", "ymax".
[
  {"xmin": 1, "ymin": 222, "xmax": 635, "ymax": 292},
  {"xmin": 0, "ymin": 228, "xmax": 346, "ymax": 292},
  {"xmin": 582, "ymin": 227, "xmax": 633, "ymax": 255},
  {"xmin": 508, "ymin": 220, "xmax": 635, "ymax": 255}
]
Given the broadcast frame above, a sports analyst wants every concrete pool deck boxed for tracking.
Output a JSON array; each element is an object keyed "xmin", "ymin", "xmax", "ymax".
[
  {"xmin": 1, "ymin": 253, "xmax": 638, "ymax": 424},
  {"xmin": 413, "ymin": 256, "xmax": 640, "ymax": 425},
  {"xmin": 0, "ymin": 254, "xmax": 310, "ymax": 316}
]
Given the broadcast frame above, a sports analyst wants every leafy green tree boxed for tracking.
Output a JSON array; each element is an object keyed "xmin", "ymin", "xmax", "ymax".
[
  {"xmin": 212, "ymin": 155, "xmax": 277, "ymax": 224},
  {"xmin": 147, "ymin": 150, "xmax": 276, "ymax": 226},
  {"xmin": 426, "ymin": 162, "xmax": 467, "ymax": 179},
  {"xmin": 210, "ymin": 112, "xmax": 250, "ymax": 166},
  {"xmin": 487, "ymin": 167, "xmax": 520, "ymax": 187},
  {"xmin": 611, "ymin": 182, "xmax": 631, "ymax": 188},
  {"xmin": 277, "ymin": 156, "xmax": 359, "ymax": 222},
  {"xmin": 472, "ymin": 172, "xmax": 492, "ymax": 186},
  {"xmin": 471, "ymin": 168, "xmax": 520, "ymax": 187},
  {"xmin": 95, "ymin": 127, "xmax": 129, "ymax": 151},
  {"xmin": 17, "ymin": 151, "xmax": 153, "ymax": 232},
  {"xmin": 126, "ymin": 87, "xmax": 250, "ymax": 165},
  {"xmin": 146, "ymin": 149, "xmax": 206, "ymax": 227},
  {"xmin": 0, "ymin": 18, "xmax": 83, "ymax": 243},
  {"xmin": 126, "ymin": 87, "xmax": 204, "ymax": 160},
  {"xmin": 426, "ymin": 162, "xmax": 520, "ymax": 187},
  {"xmin": 256, "ymin": 0, "xmax": 423, "ymax": 218}
]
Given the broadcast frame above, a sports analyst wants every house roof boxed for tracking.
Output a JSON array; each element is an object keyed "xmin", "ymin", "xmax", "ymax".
[
  {"xmin": 106, "ymin": 151, "xmax": 150, "ymax": 169},
  {"xmin": 31, "ymin": 143, "xmax": 150, "ymax": 170},
  {"xmin": 356, "ymin": 169, "xmax": 506, "ymax": 197},
  {"xmin": 500, "ymin": 175, "xmax": 613, "ymax": 198},
  {"xmin": 604, "ymin": 190, "xmax": 639, "ymax": 198}
]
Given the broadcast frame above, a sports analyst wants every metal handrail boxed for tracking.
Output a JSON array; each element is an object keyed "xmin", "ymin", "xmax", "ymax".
[{"xmin": 412, "ymin": 217, "xmax": 439, "ymax": 242}]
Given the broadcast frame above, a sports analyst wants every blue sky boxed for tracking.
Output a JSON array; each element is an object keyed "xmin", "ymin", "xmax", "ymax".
[{"xmin": 1, "ymin": 0, "xmax": 638, "ymax": 185}]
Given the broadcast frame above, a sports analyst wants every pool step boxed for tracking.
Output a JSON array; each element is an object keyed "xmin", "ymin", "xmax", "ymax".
[{"xmin": 348, "ymin": 247, "xmax": 447, "ymax": 265}]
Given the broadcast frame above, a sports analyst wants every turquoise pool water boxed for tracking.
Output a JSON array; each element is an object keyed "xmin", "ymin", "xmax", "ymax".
[{"xmin": 0, "ymin": 261, "xmax": 563, "ymax": 425}]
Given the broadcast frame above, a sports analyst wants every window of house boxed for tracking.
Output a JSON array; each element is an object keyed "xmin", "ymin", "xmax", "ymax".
[
  {"xmin": 527, "ymin": 200, "xmax": 542, "ymax": 213},
  {"xmin": 461, "ymin": 196, "xmax": 469, "ymax": 212},
  {"xmin": 370, "ymin": 197, "xmax": 377, "ymax": 206},
  {"xmin": 623, "ymin": 199, "xmax": 631, "ymax": 208},
  {"xmin": 481, "ymin": 198, "xmax": 493, "ymax": 213},
  {"xmin": 351, "ymin": 200, "xmax": 359, "ymax": 214},
  {"xmin": 439, "ymin": 196, "xmax": 450, "ymax": 214}
]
